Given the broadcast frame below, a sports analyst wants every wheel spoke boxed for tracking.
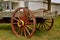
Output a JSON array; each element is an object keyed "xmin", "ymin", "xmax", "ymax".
[
  {"xmin": 17, "ymin": 27, "xmax": 21, "ymax": 34},
  {"xmin": 41, "ymin": 24, "xmax": 44, "ymax": 29},
  {"xmin": 13, "ymin": 17, "xmax": 18, "ymax": 21},
  {"xmin": 23, "ymin": 27, "xmax": 27, "ymax": 37},
  {"xmin": 21, "ymin": 28, "xmax": 23, "ymax": 36},
  {"xmin": 26, "ymin": 25, "xmax": 33, "ymax": 30},
  {"xmin": 25, "ymin": 27, "xmax": 30, "ymax": 36},
  {"xmin": 43, "ymin": 24, "xmax": 46, "ymax": 29},
  {"xmin": 26, "ymin": 22, "xmax": 32, "ymax": 25},
  {"xmin": 24, "ymin": 17, "xmax": 29, "ymax": 22},
  {"xmin": 44, "ymin": 23, "xmax": 50, "ymax": 27},
  {"xmin": 26, "ymin": 21, "xmax": 33, "ymax": 25},
  {"xmin": 20, "ymin": 16, "xmax": 23, "ymax": 20},
  {"xmin": 45, "ymin": 21, "xmax": 52, "ymax": 23},
  {"xmin": 14, "ymin": 26, "xmax": 18, "ymax": 30},
  {"xmin": 23, "ymin": 8, "xmax": 28, "ymax": 17},
  {"xmin": 38, "ymin": 23, "xmax": 41, "ymax": 28},
  {"xmin": 13, "ymin": 23, "xmax": 17, "ymax": 24}
]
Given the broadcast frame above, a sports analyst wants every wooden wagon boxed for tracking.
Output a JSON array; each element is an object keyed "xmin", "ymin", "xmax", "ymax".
[
  {"xmin": 11, "ymin": 7, "xmax": 57, "ymax": 38},
  {"xmin": 0, "ymin": 0, "xmax": 58, "ymax": 38}
]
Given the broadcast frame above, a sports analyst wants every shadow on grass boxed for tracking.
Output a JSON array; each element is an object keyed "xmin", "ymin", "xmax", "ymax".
[
  {"xmin": 34, "ymin": 29, "xmax": 49, "ymax": 37},
  {"xmin": 0, "ymin": 23, "xmax": 50, "ymax": 37}
]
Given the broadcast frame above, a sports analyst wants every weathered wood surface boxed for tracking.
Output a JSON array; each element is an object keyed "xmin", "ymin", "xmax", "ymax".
[
  {"xmin": 33, "ymin": 9, "xmax": 58, "ymax": 19},
  {"xmin": 0, "ymin": 11, "xmax": 12, "ymax": 19},
  {"xmin": 0, "ymin": 8, "xmax": 58, "ymax": 19}
]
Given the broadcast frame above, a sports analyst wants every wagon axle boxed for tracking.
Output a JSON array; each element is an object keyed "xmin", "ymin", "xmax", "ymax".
[
  {"xmin": 17, "ymin": 20, "xmax": 24, "ymax": 27},
  {"xmin": 36, "ymin": 18, "xmax": 46, "ymax": 24}
]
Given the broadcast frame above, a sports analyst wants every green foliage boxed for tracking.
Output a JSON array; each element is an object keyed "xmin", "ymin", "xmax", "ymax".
[
  {"xmin": 0, "ymin": 5, "xmax": 3, "ymax": 11},
  {"xmin": 0, "ymin": 0, "xmax": 3, "ymax": 2},
  {"xmin": 0, "ymin": 0, "xmax": 3, "ymax": 11}
]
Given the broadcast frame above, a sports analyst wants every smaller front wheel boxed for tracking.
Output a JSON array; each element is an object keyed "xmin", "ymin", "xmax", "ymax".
[{"xmin": 37, "ymin": 18, "xmax": 54, "ymax": 31}]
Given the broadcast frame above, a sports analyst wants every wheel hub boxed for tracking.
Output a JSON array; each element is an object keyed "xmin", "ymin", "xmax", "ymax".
[{"xmin": 17, "ymin": 20, "xmax": 24, "ymax": 27}]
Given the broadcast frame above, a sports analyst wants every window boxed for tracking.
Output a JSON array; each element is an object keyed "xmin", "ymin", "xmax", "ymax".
[
  {"xmin": 11, "ymin": 2, "xmax": 18, "ymax": 10},
  {"xmin": 6, "ymin": 2, "xmax": 10, "ymax": 10},
  {"xmin": 4, "ymin": 1, "xmax": 10, "ymax": 10},
  {"xmin": 3, "ymin": 1, "xmax": 18, "ymax": 12}
]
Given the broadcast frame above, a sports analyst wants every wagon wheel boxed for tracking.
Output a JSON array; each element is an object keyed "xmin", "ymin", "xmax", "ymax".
[
  {"xmin": 11, "ymin": 8, "xmax": 36, "ymax": 38},
  {"xmin": 37, "ymin": 18, "xmax": 54, "ymax": 31}
]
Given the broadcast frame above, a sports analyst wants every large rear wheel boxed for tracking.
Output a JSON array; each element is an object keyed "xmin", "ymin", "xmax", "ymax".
[{"xmin": 11, "ymin": 8, "xmax": 36, "ymax": 38}]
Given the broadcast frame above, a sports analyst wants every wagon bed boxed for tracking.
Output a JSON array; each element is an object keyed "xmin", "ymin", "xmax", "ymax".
[{"xmin": 33, "ymin": 9, "xmax": 58, "ymax": 19}]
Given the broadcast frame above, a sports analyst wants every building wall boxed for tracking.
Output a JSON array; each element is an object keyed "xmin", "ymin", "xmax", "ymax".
[
  {"xmin": 1, "ymin": 2, "xmax": 19, "ymax": 18},
  {"xmin": 28, "ymin": 2, "xmax": 60, "ymax": 15},
  {"xmin": 57, "ymin": 5, "xmax": 60, "ymax": 15},
  {"xmin": 18, "ymin": 1, "xmax": 59, "ymax": 17},
  {"xmin": 51, "ymin": 4, "xmax": 60, "ymax": 15},
  {"xmin": 0, "ymin": 1, "xmax": 60, "ymax": 19},
  {"xmin": 28, "ymin": 2, "xmax": 46, "ymax": 10}
]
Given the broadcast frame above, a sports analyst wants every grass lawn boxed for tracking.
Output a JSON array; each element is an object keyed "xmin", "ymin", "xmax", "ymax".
[{"xmin": 0, "ymin": 16, "xmax": 60, "ymax": 40}]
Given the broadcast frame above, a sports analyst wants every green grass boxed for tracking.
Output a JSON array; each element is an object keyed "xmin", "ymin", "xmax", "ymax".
[{"xmin": 0, "ymin": 16, "xmax": 60, "ymax": 40}]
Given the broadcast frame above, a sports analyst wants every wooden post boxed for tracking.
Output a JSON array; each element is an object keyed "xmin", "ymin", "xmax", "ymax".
[
  {"xmin": 24, "ymin": 1, "xmax": 28, "ymax": 8},
  {"xmin": 10, "ymin": 1, "xmax": 12, "ymax": 11},
  {"xmin": 48, "ymin": 0, "xmax": 51, "ymax": 11}
]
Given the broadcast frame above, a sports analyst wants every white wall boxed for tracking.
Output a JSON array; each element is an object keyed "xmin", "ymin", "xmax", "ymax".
[
  {"xmin": 19, "ymin": 1, "xmax": 25, "ymax": 7},
  {"xmin": 51, "ymin": 5, "xmax": 58, "ymax": 11},
  {"xmin": 19, "ymin": 1, "xmax": 59, "ymax": 11},
  {"xmin": 51, "ymin": 4, "xmax": 60, "ymax": 15},
  {"xmin": 18, "ymin": 1, "xmax": 60, "ymax": 15},
  {"xmin": 57, "ymin": 5, "xmax": 60, "ymax": 15},
  {"xmin": 28, "ymin": 2, "xmax": 44, "ymax": 10},
  {"xmin": 19, "ymin": 1, "xmax": 46, "ymax": 10}
]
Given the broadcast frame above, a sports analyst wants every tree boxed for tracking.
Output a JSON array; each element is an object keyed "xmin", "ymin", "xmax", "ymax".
[{"xmin": 0, "ymin": 0, "xmax": 3, "ymax": 11}]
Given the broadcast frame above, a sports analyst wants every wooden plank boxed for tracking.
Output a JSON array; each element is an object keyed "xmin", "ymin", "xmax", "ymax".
[{"xmin": 47, "ymin": 0, "xmax": 51, "ymax": 11}]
